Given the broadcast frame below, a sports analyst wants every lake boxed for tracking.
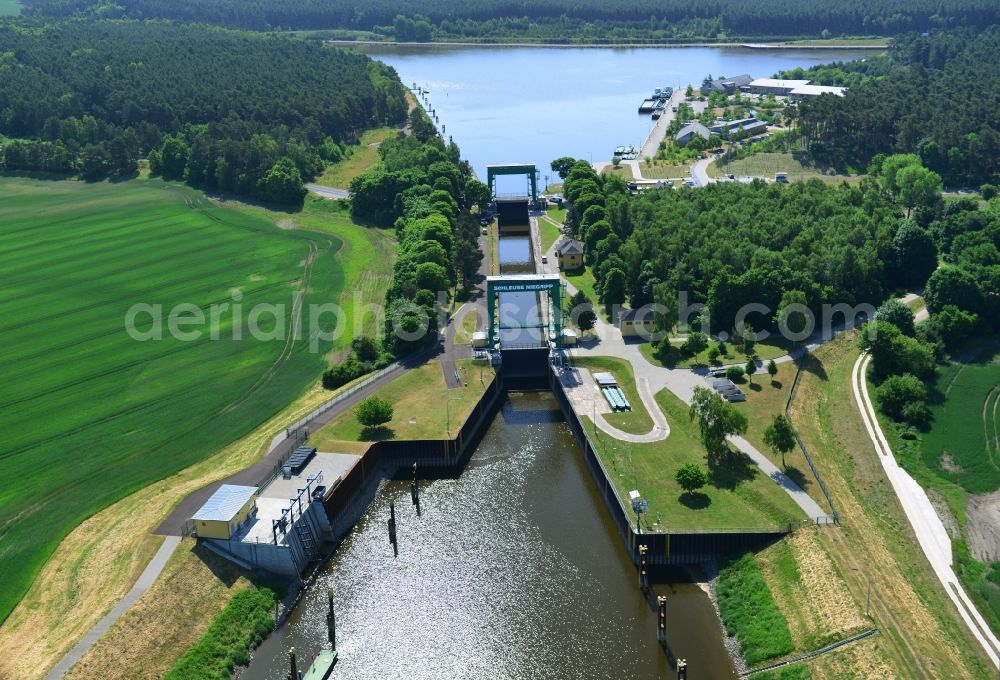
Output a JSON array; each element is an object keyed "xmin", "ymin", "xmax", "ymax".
[{"xmin": 359, "ymin": 44, "xmax": 880, "ymax": 185}]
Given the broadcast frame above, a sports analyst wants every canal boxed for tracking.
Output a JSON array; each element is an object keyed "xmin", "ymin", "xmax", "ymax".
[
  {"xmin": 357, "ymin": 44, "xmax": 882, "ymax": 180},
  {"xmin": 243, "ymin": 393, "xmax": 736, "ymax": 679}
]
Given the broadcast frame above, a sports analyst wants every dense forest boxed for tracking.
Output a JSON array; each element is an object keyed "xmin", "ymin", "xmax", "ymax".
[
  {"xmin": 0, "ymin": 20, "xmax": 407, "ymax": 202},
  {"xmin": 791, "ymin": 28, "xmax": 1000, "ymax": 187},
  {"xmin": 557, "ymin": 154, "xmax": 996, "ymax": 341},
  {"xmin": 21, "ymin": 0, "xmax": 1000, "ymax": 40}
]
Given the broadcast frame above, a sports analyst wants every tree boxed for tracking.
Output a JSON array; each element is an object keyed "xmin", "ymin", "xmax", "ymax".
[
  {"xmin": 682, "ymin": 331, "xmax": 708, "ymax": 356},
  {"xmin": 858, "ymin": 320, "xmax": 936, "ymax": 378},
  {"xmin": 602, "ymin": 268, "xmax": 627, "ymax": 307},
  {"xmin": 874, "ymin": 298, "xmax": 915, "ymax": 336},
  {"xmin": 351, "ymin": 336, "xmax": 380, "ymax": 362},
  {"xmin": 745, "ymin": 358, "xmax": 756, "ymax": 383},
  {"xmin": 157, "ymin": 135, "xmax": 189, "ymax": 180},
  {"xmin": 896, "ymin": 165, "xmax": 942, "ymax": 217},
  {"xmin": 652, "ymin": 282, "xmax": 678, "ymax": 336},
  {"xmin": 675, "ymin": 463, "xmax": 709, "ymax": 496},
  {"xmin": 877, "ymin": 154, "xmax": 922, "ymax": 197},
  {"xmin": 464, "ymin": 179, "xmax": 491, "ymax": 212},
  {"xmin": 257, "ymin": 157, "xmax": 307, "ymax": 205},
  {"xmin": 924, "ymin": 266, "xmax": 984, "ymax": 315},
  {"xmin": 891, "ymin": 221, "xmax": 938, "ymax": 288},
  {"xmin": 688, "ymin": 386, "xmax": 748, "ymax": 456},
  {"xmin": 550, "ymin": 157, "xmax": 575, "ymax": 180},
  {"xmin": 776, "ymin": 289, "xmax": 810, "ymax": 341},
  {"xmin": 356, "ymin": 396, "xmax": 393, "ymax": 428},
  {"xmin": 415, "ymin": 261, "xmax": 450, "ymax": 293},
  {"xmin": 767, "ymin": 359, "xmax": 778, "ymax": 382},
  {"xmin": 926, "ymin": 305, "xmax": 978, "ymax": 349},
  {"xmin": 874, "ymin": 374, "xmax": 927, "ymax": 423},
  {"xmin": 726, "ymin": 365, "xmax": 745, "ymax": 382},
  {"xmin": 763, "ymin": 414, "xmax": 797, "ymax": 468}
]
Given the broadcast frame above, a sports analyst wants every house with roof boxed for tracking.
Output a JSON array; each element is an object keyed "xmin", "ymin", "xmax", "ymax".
[
  {"xmin": 618, "ymin": 307, "xmax": 656, "ymax": 338},
  {"xmin": 747, "ymin": 78, "xmax": 812, "ymax": 96},
  {"xmin": 192, "ymin": 484, "xmax": 258, "ymax": 540},
  {"xmin": 702, "ymin": 74, "xmax": 753, "ymax": 96},
  {"xmin": 555, "ymin": 238, "xmax": 584, "ymax": 270},
  {"xmin": 675, "ymin": 122, "xmax": 711, "ymax": 145},
  {"xmin": 789, "ymin": 84, "xmax": 847, "ymax": 102}
]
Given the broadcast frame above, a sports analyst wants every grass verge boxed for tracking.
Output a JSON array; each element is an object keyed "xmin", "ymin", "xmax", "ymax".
[
  {"xmin": 163, "ymin": 585, "xmax": 279, "ymax": 680},
  {"xmin": 538, "ymin": 215, "xmax": 562, "ymax": 253},
  {"xmin": 310, "ymin": 360, "xmax": 493, "ymax": 451},
  {"xmin": 314, "ymin": 126, "xmax": 396, "ymax": 189},
  {"xmin": 717, "ymin": 551, "xmax": 794, "ymax": 666}
]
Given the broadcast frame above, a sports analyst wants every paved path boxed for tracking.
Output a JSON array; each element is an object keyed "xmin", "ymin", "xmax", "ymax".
[
  {"xmin": 851, "ymin": 353, "xmax": 1000, "ymax": 668},
  {"xmin": 306, "ymin": 184, "xmax": 349, "ymax": 199},
  {"xmin": 45, "ymin": 536, "xmax": 182, "ymax": 680},
  {"xmin": 640, "ymin": 90, "xmax": 686, "ymax": 159},
  {"xmin": 565, "ymin": 307, "xmax": 831, "ymax": 522}
]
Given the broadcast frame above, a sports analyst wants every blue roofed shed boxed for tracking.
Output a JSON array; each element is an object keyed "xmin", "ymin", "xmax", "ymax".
[{"xmin": 192, "ymin": 484, "xmax": 258, "ymax": 540}]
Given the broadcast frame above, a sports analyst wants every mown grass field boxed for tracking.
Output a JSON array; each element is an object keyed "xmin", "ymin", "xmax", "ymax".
[
  {"xmin": 920, "ymin": 360, "xmax": 1000, "ymax": 494},
  {"xmin": 709, "ymin": 152, "xmax": 862, "ymax": 184},
  {"xmin": 0, "ymin": 177, "xmax": 346, "ymax": 624},
  {"xmin": 586, "ymin": 389, "xmax": 804, "ymax": 531}
]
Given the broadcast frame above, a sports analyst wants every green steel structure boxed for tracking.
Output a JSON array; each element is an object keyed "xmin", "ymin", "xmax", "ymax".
[
  {"xmin": 486, "ymin": 274, "xmax": 563, "ymax": 348},
  {"xmin": 486, "ymin": 163, "xmax": 538, "ymax": 200}
]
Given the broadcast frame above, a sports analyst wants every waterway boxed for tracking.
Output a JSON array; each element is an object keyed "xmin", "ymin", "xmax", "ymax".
[
  {"xmin": 358, "ymin": 44, "xmax": 881, "ymax": 181},
  {"xmin": 243, "ymin": 393, "xmax": 736, "ymax": 679}
]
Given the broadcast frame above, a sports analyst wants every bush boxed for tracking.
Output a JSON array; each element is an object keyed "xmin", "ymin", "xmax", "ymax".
[
  {"xmin": 726, "ymin": 365, "xmax": 746, "ymax": 382},
  {"xmin": 675, "ymin": 463, "xmax": 709, "ymax": 494},
  {"xmin": 716, "ymin": 552, "xmax": 794, "ymax": 666},
  {"xmin": 708, "ymin": 346, "xmax": 721, "ymax": 363},
  {"xmin": 322, "ymin": 357, "xmax": 366, "ymax": 390},
  {"xmin": 356, "ymin": 396, "xmax": 393, "ymax": 428},
  {"xmin": 874, "ymin": 298, "xmax": 915, "ymax": 336},
  {"xmin": 874, "ymin": 373, "xmax": 927, "ymax": 421},
  {"xmin": 351, "ymin": 336, "xmax": 381, "ymax": 362}
]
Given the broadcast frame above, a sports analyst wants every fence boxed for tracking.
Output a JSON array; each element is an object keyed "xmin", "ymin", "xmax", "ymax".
[
  {"xmin": 784, "ymin": 352, "xmax": 840, "ymax": 522},
  {"xmin": 281, "ymin": 364, "xmax": 401, "ymax": 440},
  {"xmin": 742, "ymin": 628, "xmax": 879, "ymax": 676}
]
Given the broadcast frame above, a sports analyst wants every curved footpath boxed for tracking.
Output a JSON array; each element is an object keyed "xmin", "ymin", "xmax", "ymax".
[{"xmin": 852, "ymin": 352, "xmax": 1000, "ymax": 668}]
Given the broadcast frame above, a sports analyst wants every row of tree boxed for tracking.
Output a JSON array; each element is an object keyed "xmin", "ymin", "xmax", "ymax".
[
  {"xmin": 347, "ymin": 111, "xmax": 486, "ymax": 357},
  {"xmin": 795, "ymin": 28, "xmax": 1000, "ymax": 188},
  {"xmin": 0, "ymin": 19, "xmax": 408, "ymax": 203},
  {"xmin": 22, "ymin": 0, "xmax": 1000, "ymax": 38}
]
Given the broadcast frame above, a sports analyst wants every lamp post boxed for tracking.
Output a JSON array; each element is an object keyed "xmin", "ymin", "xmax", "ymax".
[
  {"xmin": 630, "ymin": 490, "xmax": 647, "ymax": 534},
  {"xmin": 852, "ymin": 568, "xmax": 872, "ymax": 618}
]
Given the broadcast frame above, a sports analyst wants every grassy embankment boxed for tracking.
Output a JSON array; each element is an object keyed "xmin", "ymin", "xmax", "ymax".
[
  {"xmin": 313, "ymin": 125, "xmax": 397, "ymax": 189},
  {"xmin": 310, "ymin": 359, "xmax": 494, "ymax": 453},
  {"xmin": 717, "ymin": 552, "xmax": 795, "ymax": 666},
  {"xmin": 538, "ymin": 213, "xmax": 562, "ymax": 253},
  {"xmin": 162, "ymin": 585, "xmax": 279, "ymax": 680},
  {"xmin": 777, "ymin": 333, "xmax": 993, "ymax": 677},
  {"xmin": 584, "ymin": 389, "xmax": 804, "ymax": 531},
  {"xmin": 0, "ymin": 177, "xmax": 396, "ymax": 679},
  {"xmin": 453, "ymin": 310, "xmax": 479, "ymax": 345},
  {"xmin": 567, "ymin": 356, "xmax": 653, "ymax": 434}
]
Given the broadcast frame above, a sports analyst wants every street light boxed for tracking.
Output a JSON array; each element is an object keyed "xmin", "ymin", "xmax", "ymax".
[
  {"xmin": 851, "ymin": 568, "xmax": 872, "ymax": 619},
  {"xmin": 630, "ymin": 490, "xmax": 648, "ymax": 534}
]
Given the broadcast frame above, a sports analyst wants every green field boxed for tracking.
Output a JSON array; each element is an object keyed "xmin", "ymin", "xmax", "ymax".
[
  {"xmin": 0, "ymin": 177, "xmax": 349, "ymax": 623},
  {"xmin": 709, "ymin": 152, "xmax": 862, "ymax": 184},
  {"xmin": 921, "ymin": 360, "xmax": 1000, "ymax": 494},
  {"xmin": 587, "ymin": 389, "xmax": 804, "ymax": 531}
]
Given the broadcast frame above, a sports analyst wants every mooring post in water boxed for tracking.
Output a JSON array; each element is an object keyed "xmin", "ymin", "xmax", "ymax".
[
  {"xmin": 327, "ymin": 589, "xmax": 336, "ymax": 651},
  {"xmin": 388, "ymin": 500, "xmax": 398, "ymax": 557},
  {"xmin": 287, "ymin": 647, "xmax": 297, "ymax": 680},
  {"xmin": 657, "ymin": 595, "xmax": 667, "ymax": 645},
  {"xmin": 411, "ymin": 463, "xmax": 421, "ymax": 516},
  {"xmin": 638, "ymin": 544, "xmax": 649, "ymax": 590},
  {"xmin": 676, "ymin": 658, "xmax": 687, "ymax": 679}
]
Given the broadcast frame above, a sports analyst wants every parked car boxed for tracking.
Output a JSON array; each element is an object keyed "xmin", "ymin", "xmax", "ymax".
[
  {"xmin": 725, "ymin": 392, "xmax": 747, "ymax": 402},
  {"xmin": 541, "ymin": 255, "xmax": 548, "ymax": 264},
  {"xmin": 775, "ymin": 172, "xmax": 788, "ymax": 183}
]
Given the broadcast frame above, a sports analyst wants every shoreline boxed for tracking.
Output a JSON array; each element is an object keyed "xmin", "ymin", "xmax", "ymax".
[{"xmin": 332, "ymin": 39, "xmax": 888, "ymax": 50}]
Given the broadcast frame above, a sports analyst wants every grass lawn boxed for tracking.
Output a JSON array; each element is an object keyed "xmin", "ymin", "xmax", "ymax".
[
  {"xmin": 639, "ymin": 336, "xmax": 791, "ymax": 369},
  {"xmin": 0, "ymin": 0, "xmax": 19, "ymax": 15},
  {"xmin": 587, "ymin": 389, "xmax": 804, "ymax": 532},
  {"xmin": 717, "ymin": 551, "xmax": 794, "ymax": 666},
  {"xmin": 219, "ymin": 195, "xmax": 396, "ymax": 349},
  {"xmin": 903, "ymin": 295, "xmax": 925, "ymax": 312},
  {"xmin": 0, "ymin": 176, "xmax": 352, "ymax": 624},
  {"xmin": 310, "ymin": 360, "xmax": 493, "ymax": 452},
  {"xmin": 601, "ymin": 163, "xmax": 634, "ymax": 180},
  {"xmin": 568, "ymin": 356, "xmax": 653, "ymax": 434},
  {"xmin": 563, "ymin": 266, "xmax": 602, "ymax": 316},
  {"xmin": 786, "ymin": 333, "xmax": 992, "ymax": 678},
  {"xmin": 538, "ymin": 215, "xmax": 562, "ymax": 253},
  {"xmin": 709, "ymin": 152, "xmax": 862, "ymax": 184},
  {"xmin": 314, "ymin": 126, "xmax": 396, "ymax": 189},
  {"xmin": 639, "ymin": 161, "xmax": 691, "ymax": 180},
  {"xmin": 453, "ymin": 309, "xmax": 479, "ymax": 345},
  {"xmin": 545, "ymin": 204, "xmax": 567, "ymax": 224}
]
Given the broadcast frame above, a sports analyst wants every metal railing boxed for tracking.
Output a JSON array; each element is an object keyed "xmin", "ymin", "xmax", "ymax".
[{"xmin": 785, "ymin": 351, "xmax": 840, "ymax": 522}]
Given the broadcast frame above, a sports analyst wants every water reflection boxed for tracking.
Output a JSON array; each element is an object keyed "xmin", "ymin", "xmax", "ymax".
[{"xmin": 243, "ymin": 393, "xmax": 736, "ymax": 680}]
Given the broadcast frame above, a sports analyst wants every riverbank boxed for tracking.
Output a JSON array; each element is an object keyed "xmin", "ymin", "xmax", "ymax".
[{"xmin": 331, "ymin": 39, "xmax": 888, "ymax": 50}]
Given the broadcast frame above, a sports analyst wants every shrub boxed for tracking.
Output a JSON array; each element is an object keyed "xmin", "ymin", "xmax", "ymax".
[
  {"xmin": 875, "ymin": 373, "xmax": 927, "ymax": 421},
  {"xmin": 675, "ymin": 463, "xmax": 708, "ymax": 494},
  {"xmin": 322, "ymin": 357, "xmax": 366, "ymax": 390},
  {"xmin": 726, "ymin": 365, "xmax": 745, "ymax": 382}
]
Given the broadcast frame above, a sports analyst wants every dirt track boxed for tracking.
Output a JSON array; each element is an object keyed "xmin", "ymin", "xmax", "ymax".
[{"xmin": 966, "ymin": 490, "xmax": 1000, "ymax": 563}]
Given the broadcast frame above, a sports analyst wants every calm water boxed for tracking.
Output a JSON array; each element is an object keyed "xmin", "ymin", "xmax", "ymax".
[
  {"xmin": 243, "ymin": 393, "xmax": 736, "ymax": 679},
  {"xmin": 359, "ymin": 44, "xmax": 880, "ymax": 181}
]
